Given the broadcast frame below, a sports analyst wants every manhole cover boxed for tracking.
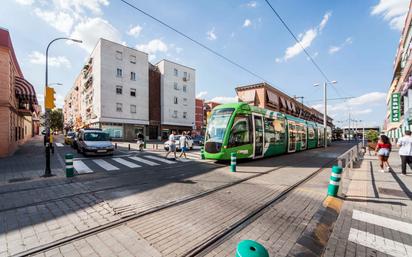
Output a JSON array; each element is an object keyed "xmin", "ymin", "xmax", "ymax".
[
  {"xmin": 8, "ymin": 177, "xmax": 32, "ymax": 183},
  {"xmin": 378, "ymin": 187, "xmax": 406, "ymax": 197}
]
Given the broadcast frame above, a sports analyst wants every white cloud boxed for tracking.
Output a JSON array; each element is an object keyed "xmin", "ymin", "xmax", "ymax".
[
  {"xmin": 371, "ymin": 0, "xmax": 409, "ymax": 30},
  {"xmin": 196, "ymin": 91, "xmax": 208, "ymax": 99},
  {"xmin": 127, "ymin": 25, "xmax": 142, "ymax": 38},
  {"xmin": 15, "ymin": 0, "xmax": 34, "ymax": 5},
  {"xmin": 329, "ymin": 37, "xmax": 353, "ymax": 54},
  {"xmin": 34, "ymin": 8, "xmax": 74, "ymax": 34},
  {"xmin": 175, "ymin": 47, "xmax": 183, "ymax": 54},
  {"xmin": 28, "ymin": 51, "xmax": 71, "ymax": 68},
  {"xmin": 207, "ymin": 27, "xmax": 217, "ymax": 41},
  {"xmin": 245, "ymin": 1, "xmax": 257, "ymax": 8},
  {"xmin": 276, "ymin": 12, "xmax": 331, "ymax": 62},
  {"xmin": 243, "ymin": 19, "xmax": 252, "ymax": 27},
  {"xmin": 209, "ymin": 96, "xmax": 238, "ymax": 104},
  {"xmin": 70, "ymin": 17, "xmax": 121, "ymax": 52},
  {"xmin": 136, "ymin": 39, "xmax": 168, "ymax": 54}
]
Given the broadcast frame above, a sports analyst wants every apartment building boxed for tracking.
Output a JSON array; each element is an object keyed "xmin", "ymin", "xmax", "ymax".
[
  {"xmin": 384, "ymin": 1, "xmax": 412, "ymax": 141},
  {"xmin": 64, "ymin": 39, "xmax": 197, "ymax": 141},
  {"xmin": 0, "ymin": 28, "xmax": 40, "ymax": 157},
  {"xmin": 155, "ymin": 60, "xmax": 196, "ymax": 139},
  {"xmin": 64, "ymin": 38, "xmax": 149, "ymax": 140}
]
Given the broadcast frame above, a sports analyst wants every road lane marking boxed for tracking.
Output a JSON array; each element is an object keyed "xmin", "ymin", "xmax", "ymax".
[
  {"xmin": 144, "ymin": 155, "xmax": 177, "ymax": 164},
  {"xmin": 348, "ymin": 228, "xmax": 412, "ymax": 257},
  {"xmin": 112, "ymin": 158, "xmax": 141, "ymax": 168},
  {"xmin": 73, "ymin": 161, "xmax": 93, "ymax": 174},
  {"xmin": 128, "ymin": 156, "xmax": 159, "ymax": 166},
  {"xmin": 55, "ymin": 143, "xmax": 64, "ymax": 147},
  {"xmin": 352, "ymin": 210, "xmax": 412, "ymax": 236},
  {"xmin": 93, "ymin": 159, "xmax": 119, "ymax": 171}
]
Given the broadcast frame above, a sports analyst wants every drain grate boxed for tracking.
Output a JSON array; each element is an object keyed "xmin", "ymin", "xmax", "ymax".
[
  {"xmin": 8, "ymin": 177, "xmax": 33, "ymax": 183},
  {"xmin": 378, "ymin": 187, "xmax": 406, "ymax": 197}
]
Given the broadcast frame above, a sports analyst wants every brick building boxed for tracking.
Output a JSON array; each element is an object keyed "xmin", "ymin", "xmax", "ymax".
[
  {"xmin": 0, "ymin": 28, "xmax": 40, "ymax": 157},
  {"xmin": 195, "ymin": 98, "xmax": 204, "ymax": 134}
]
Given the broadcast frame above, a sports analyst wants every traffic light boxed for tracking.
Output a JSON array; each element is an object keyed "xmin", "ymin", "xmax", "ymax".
[{"xmin": 45, "ymin": 86, "xmax": 56, "ymax": 110}]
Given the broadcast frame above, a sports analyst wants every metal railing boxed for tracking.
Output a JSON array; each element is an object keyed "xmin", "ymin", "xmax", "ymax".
[{"xmin": 336, "ymin": 142, "xmax": 364, "ymax": 196}]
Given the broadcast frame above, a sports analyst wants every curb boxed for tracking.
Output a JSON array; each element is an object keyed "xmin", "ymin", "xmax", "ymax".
[{"xmin": 288, "ymin": 196, "xmax": 343, "ymax": 256}]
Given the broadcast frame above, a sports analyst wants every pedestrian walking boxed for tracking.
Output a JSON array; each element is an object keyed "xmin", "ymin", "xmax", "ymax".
[
  {"xmin": 179, "ymin": 132, "xmax": 188, "ymax": 159},
  {"xmin": 375, "ymin": 135, "xmax": 391, "ymax": 172},
  {"xmin": 136, "ymin": 132, "xmax": 144, "ymax": 151},
  {"xmin": 165, "ymin": 130, "xmax": 177, "ymax": 159},
  {"xmin": 397, "ymin": 130, "xmax": 412, "ymax": 175}
]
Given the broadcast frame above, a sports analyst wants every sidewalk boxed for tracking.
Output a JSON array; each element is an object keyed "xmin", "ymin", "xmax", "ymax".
[{"xmin": 324, "ymin": 150, "xmax": 412, "ymax": 257}]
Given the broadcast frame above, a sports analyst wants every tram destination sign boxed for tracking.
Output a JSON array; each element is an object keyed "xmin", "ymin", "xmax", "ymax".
[{"xmin": 391, "ymin": 93, "xmax": 401, "ymax": 122}]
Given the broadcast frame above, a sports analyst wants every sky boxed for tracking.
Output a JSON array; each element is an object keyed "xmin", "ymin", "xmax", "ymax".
[{"xmin": 1, "ymin": 0, "xmax": 411, "ymax": 128}]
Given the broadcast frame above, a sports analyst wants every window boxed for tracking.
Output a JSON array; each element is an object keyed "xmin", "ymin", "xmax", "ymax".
[
  {"xmin": 129, "ymin": 55, "xmax": 136, "ymax": 64},
  {"xmin": 116, "ymin": 103, "xmax": 122, "ymax": 112},
  {"xmin": 174, "ymin": 68, "xmax": 178, "ymax": 76},
  {"xmin": 274, "ymin": 118, "xmax": 286, "ymax": 143},
  {"xmin": 172, "ymin": 110, "xmax": 178, "ymax": 118},
  {"xmin": 116, "ymin": 85, "xmax": 122, "ymax": 95},
  {"xmin": 182, "ymin": 85, "xmax": 187, "ymax": 92},
  {"xmin": 130, "ymin": 72, "xmax": 136, "ymax": 81},
  {"xmin": 264, "ymin": 118, "xmax": 276, "ymax": 143},
  {"xmin": 308, "ymin": 126, "xmax": 315, "ymax": 139},
  {"xmin": 116, "ymin": 68, "xmax": 122, "ymax": 77},
  {"xmin": 115, "ymin": 51, "xmax": 123, "ymax": 60},
  {"xmin": 183, "ymin": 112, "xmax": 187, "ymax": 119},
  {"xmin": 130, "ymin": 104, "xmax": 136, "ymax": 113},
  {"xmin": 183, "ymin": 98, "xmax": 188, "ymax": 106},
  {"xmin": 174, "ymin": 82, "xmax": 179, "ymax": 90},
  {"xmin": 174, "ymin": 96, "xmax": 178, "ymax": 104},
  {"xmin": 130, "ymin": 88, "xmax": 136, "ymax": 97},
  {"xmin": 183, "ymin": 71, "xmax": 187, "ymax": 79},
  {"xmin": 228, "ymin": 115, "xmax": 251, "ymax": 147}
]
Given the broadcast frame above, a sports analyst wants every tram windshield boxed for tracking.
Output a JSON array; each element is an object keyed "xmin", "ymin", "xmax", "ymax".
[{"xmin": 206, "ymin": 108, "xmax": 234, "ymax": 143}]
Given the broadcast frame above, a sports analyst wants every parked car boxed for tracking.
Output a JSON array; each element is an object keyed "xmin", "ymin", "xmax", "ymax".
[
  {"xmin": 76, "ymin": 129, "xmax": 114, "ymax": 156},
  {"xmin": 192, "ymin": 135, "xmax": 204, "ymax": 146},
  {"xmin": 164, "ymin": 135, "xmax": 194, "ymax": 151},
  {"xmin": 64, "ymin": 132, "xmax": 76, "ymax": 145}
]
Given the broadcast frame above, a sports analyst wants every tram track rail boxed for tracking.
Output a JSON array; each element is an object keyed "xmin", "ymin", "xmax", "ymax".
[{"xmin": 11, "ymin": 147, "xmax": 349, "ymax": 257}]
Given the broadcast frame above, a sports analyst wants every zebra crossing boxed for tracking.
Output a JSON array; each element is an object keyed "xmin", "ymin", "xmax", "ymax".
[
  {"xmin": 348, "ymin": 209, "xmax": 412, "ymax": 257},
  {"xmin": 72, "ymin": 151, "xmax": 203, "ymax": 174}
]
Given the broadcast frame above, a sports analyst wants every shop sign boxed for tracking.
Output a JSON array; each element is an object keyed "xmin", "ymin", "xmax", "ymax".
[{"xmin": 391, "ymin": 93, "xmax": 401, "ymax": 122}]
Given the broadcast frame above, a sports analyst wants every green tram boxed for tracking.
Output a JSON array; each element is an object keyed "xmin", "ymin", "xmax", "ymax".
[{"xmin": 204, "ymin": 102, "xmax": 332, "ymax": 160}]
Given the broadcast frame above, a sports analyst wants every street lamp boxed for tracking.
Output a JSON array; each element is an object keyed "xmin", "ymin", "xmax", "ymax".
[
  {"xmin": 44, "ymin": 38, "xmax": 82, "ymax": 177},
  {"xmin": 314, "ymin": 80, "xmax": 337, "ymax": 148}
]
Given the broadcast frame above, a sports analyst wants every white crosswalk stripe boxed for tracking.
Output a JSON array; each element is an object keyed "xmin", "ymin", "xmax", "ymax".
[
  {"xmin": 93, "ymin": 159, "xmax": 119, "ymax": 171},
  {"xmin": 144, "ymin": 155, "xmax": 177, "ymax": 164},
  {"xmin": 348, "ymin": 228, "xmax": 412, "ymax": 257},
  {"xmin": 73, "ymin": 160, "xmax": 93, "ymax": 174},
  {"xmin": 112, "ymin": 158, "xmax": 141, "ymax": 168},
  {"xmin": 55, "ymin": 143, "xmax": 64, "ymax": 147},
  {"xmin": 352, "ymin": 210, "xmax": 412, "ymax": 236},
  {"xmin": 128, "ymin": 156, "xmax": 160, "ymax": 166}
]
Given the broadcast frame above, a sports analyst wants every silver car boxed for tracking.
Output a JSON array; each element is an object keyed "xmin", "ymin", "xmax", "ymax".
[{"xmin": 77, "ymin": 129, "xmax": 114, "ymax": 156}]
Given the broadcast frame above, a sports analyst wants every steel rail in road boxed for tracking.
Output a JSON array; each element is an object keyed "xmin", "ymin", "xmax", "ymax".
[{"xmin": 11, "ymin": 147, "xmax": 353, "ymax": 257}]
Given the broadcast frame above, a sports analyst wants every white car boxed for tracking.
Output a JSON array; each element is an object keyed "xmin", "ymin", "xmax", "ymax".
[{"xmin": 164, "ymin": 135, "xmax": 193, "ymax": 151}]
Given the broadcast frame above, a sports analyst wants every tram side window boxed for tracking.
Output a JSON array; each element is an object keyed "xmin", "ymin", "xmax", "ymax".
[
  {"xmin": 228, "ymin": 115, "xmax": 251, "ymax": 147},
  {"xmin": 308, "ymin": 127, "xmax": 315, "ymax": 139},
  {"xmin": 273, "ymin": 118, "xmax": 286, "ymax": 143},
  {"xmin": 264, "ymin": 118, "xmax": 276, "ymax": 143}
]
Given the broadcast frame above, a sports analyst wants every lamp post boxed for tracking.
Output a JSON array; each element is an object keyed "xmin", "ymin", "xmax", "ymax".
[
  {"xmin": 314, "ymin": 81, "xmax": 337, "ymax": 148},
  {"xmin": 44, "ymin": 38, "xmax": 82, "ymax": 177}
]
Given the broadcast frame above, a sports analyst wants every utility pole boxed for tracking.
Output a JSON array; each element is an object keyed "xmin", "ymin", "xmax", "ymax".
[
  {"xmin": 314, "ymin": 81, "xmax": 337, "ymax": 148},
  {"xmin": 44, "ymin": 37, "xmax": 82, "ymax": 177}
]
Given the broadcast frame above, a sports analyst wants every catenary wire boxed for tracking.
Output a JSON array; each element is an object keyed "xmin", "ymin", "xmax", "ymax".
[{"xmin": 119, "ymin": 0, "xmax": 287, "ymax": 92}]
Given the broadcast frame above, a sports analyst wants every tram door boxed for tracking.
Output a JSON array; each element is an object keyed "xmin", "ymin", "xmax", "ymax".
[
  {"xmin": 253, "ymin": 115, "xmax": 264, "ymax": 158},
  {"xmin": 288, "ymin": 121, "xmax": 297, "ymax": 153}
]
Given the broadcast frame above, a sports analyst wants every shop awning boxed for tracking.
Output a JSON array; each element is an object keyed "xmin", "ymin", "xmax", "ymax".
[
  {"xmin": 280, "ymin": 97, "xmax": 287, "ymax": 109},
  {"xmin": 15, "ymin": 76, "xmax": 38, "ymax": 105},
  {"xmin": 267, "ymin": 91, "xmax": 279, "ymax": 106},
  {"xmin": 286, "ymin": 100, "xmax": 293, "ymax": 111}
]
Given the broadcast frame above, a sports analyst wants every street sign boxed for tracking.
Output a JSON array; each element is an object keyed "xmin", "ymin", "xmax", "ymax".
[{"xmin": 390, "ymin": 93, "xmax": 401, "ymax": 122}]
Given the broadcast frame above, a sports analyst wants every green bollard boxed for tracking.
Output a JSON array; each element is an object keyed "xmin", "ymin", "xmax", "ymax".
[
  {"xmin": 230, "ymin": 152, "xmax": 236, "ymax": 172},
  {"xmin": 201, "ymin": 148, "xmax": 205, "ymax": 160},
  {"xmin": 65, "ymin": 153, "xmax": 74, "ymax": 178},
  {"xmin": 236, "ymin": 240, "xmax": 269, "ymax": 257},
  {"xmin": 327, "ymin": 165, "xmax": 342, "ymax": 196},
  {"xmin": 144, "ymin": 141, "xmax": 147, "ymax": 149}
]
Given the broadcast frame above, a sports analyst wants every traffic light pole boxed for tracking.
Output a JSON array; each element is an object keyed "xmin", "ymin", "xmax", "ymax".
[{"xmin": 43, "ymin": 37, "xmax": 82, "ymax": 177}]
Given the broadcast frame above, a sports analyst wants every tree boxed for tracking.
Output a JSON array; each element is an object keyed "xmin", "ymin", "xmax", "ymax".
[
  {"xmin": 50, "ymin": 109, "xmax": 64, "ymax": 132},
  {"xmin": 365, "ymin": 130, "xmax": 379, "ymax": 143}
]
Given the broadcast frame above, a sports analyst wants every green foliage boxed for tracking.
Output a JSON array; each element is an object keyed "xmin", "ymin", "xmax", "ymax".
[
  {"xmin": 50, "ymin": 109, "xmax": 63, "ymax": 131},
  {"xmin": 365, "ymin": 130, "xmax": 379, "ymax": 143}
]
